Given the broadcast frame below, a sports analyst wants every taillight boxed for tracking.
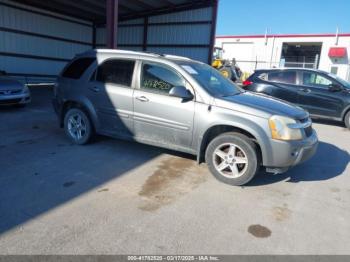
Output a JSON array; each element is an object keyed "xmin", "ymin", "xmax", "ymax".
[{"xmin": 242, "ymin": 80, "xmax": 253, "ymax": 87}]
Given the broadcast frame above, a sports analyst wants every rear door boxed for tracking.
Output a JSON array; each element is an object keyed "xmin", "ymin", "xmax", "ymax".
[
  {"xmin": 265, "ymin": 70, "xmax": 299, "ymax": 104},
  {"xmin": 132, "ymin": 61, "xmax": 195, "ymax": 151},
  {"xmin": 298, "ymin": 71, "xmax": 343, "ymax": 118},
  {"xmin": 87, "ymin": 59, "xmax": 136, "ymax": 137}
]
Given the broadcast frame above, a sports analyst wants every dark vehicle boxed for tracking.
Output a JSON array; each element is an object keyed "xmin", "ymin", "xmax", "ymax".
[{"xmin": 243, "ymin": 68, "xmax": 350, "ymax": 128}]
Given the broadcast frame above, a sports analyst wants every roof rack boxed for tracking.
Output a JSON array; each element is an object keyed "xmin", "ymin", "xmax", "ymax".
[
  {"xmin": 162, "ymin": 54, "xmax": 192, "ymax": 61},
  {"xmin": 80, "ymin": 49, "xmax": 160, "ymax": 58}
]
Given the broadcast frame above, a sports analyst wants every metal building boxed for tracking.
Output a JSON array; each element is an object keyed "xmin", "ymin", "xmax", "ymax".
[
  {"xmin": 0, "ymin": 0, "xmax": 218, "ymax": 84},
  {"xmin": 216, "ymin": 33, "xmax": 350, "ymax": 81}
]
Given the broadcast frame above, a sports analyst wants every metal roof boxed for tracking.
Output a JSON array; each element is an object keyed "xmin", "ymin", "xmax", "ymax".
[{"xmin": 11, "ymin": 0, "xmax": 215, "ymax": 24}]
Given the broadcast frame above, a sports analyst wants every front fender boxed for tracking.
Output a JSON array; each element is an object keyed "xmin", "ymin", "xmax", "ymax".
[
  {"xmin": 341, "ymin": 104, "xmax": 350, "ymax": 120},
  {"xmin": 194, "ymin": 104, "xmax": 273, "ymax": 166}
]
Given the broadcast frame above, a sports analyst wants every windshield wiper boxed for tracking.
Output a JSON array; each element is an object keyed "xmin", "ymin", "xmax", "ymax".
[{"xmin": 220, "ymin": 92, "xmax": 243, "ymax": 97}]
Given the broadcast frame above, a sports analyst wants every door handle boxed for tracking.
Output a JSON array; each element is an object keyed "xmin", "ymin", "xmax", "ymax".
[
  {"xmin": 89, "ymin": 86, "xmax": 100, "ymax": 93},
  {"xmin": 136, "ymin": 96, "xmax": 149, "ymax": 102},
  {"xmin": 299, "ymin": 88, "xmax": 311, "ymax": 93}
]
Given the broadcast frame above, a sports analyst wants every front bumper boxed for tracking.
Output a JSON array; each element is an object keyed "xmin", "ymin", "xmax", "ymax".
[
  {"xmin": 265, "ymin": 129, "xmax": 318, "ymax": 170},
  {"xmin": 0, "ymin": 93, "xmax": 31, "ymax": 105}
]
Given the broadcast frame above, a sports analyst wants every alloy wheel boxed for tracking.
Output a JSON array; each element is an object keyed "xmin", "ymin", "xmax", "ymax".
[
  {"xmin": 67, "ymin": 113, "xmax": 87, "ymax": 141},
  {"xmin": 212, "ymin": 143, "xmax": 249, "ymax": 178}
]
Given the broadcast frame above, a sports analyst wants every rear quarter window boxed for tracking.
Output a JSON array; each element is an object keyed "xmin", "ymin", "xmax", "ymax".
[
  {"xmin": 255, "ymin": 72, "xmax": 268, "ymax": 81},
  {"xmin": 61, "ymin": 58, "xmax": 95, "ymax": 79}
]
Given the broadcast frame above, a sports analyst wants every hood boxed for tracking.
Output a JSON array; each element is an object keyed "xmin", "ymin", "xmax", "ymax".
[
  {"xmin": 0, "ymin": 77, "xmax": 24, "ymax": 90},
  {"xmin": 214, "ymin": 91, "xmax": 308, "ymax": 120}
]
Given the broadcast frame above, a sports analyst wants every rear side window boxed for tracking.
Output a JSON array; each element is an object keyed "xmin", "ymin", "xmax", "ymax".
[
  {"xmin": 62, "ymin": 58, "xmax": 95, "ymax": 79},
  {"xmin": 96, "ymin": 59, "xmax": 135, "ymax": 87},
  {"xmin": 268, "ymin": 71, "xmax": 297, "ymax": 84}
]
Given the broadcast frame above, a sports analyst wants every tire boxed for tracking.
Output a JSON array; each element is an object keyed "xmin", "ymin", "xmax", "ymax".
[
  {"xmin": 64, "ymin": 108, "xmax": 93, "ymax": 145},
  {"xmin": 345, "ymin": 111, "xmax": 350, "ymax": 129},
  {"xmin": 205, "ymin": 132, "xmax": 259, "ymax": 186}
]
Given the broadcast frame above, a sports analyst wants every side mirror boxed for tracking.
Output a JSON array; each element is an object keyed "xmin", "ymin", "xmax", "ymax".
[
  {"xmin": 169, "ymin": 86, "xmax": 194, "ymax": 101},
  {"xmin": 329, "ymin": 84, "xmax": 342, "ymax": 92}
]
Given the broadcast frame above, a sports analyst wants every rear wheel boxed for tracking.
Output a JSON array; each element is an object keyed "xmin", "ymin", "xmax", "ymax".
[
  {"xmin": 205, "ymin": 132, "xmax": 259, "ymax": 186},
  {"xmin": 345, "ymin": 111, "xmax": 350, "ymax": 129},
  {"xmin": 64, "ymin": 108, "xmax": 93, "ymax": 145}
]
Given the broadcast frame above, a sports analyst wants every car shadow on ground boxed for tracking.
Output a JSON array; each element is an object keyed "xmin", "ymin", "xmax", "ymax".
[
  {"xmin": 0, "ymin": 87, "xmax": 164, "ymax": 235},
  {"xmin": 248, "ymin": 141, "xmax": 350, "ymax": 186}
]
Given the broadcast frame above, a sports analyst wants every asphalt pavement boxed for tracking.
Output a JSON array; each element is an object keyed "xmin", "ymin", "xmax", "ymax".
[{"xmin": 0, "ymin": 88, "xmax": 349, "ymax": 254}]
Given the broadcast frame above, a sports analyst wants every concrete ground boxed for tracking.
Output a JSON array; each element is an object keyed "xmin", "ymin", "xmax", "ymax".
[{"xmin": 0, "ymin": 88, "xmax": 350, "ymax": 255}]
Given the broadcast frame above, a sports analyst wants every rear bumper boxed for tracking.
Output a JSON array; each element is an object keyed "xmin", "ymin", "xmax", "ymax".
[
  {"xmin": 0, "ymin": 93, "xmax": 31, "ymax": 105},
  {"xmin": 265, "ymin": 129, "xmax": 318, "ymax": 171}
]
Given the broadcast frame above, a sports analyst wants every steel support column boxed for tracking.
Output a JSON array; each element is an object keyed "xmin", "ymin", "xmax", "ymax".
[
  {"xmin": 208, "ymin": 0, "xmax": 218, "ymax": 64},
  {"xmin": 142, "ymin": 17, "xmax": 148, "ymax": 51},
  {"xmin": 106, "ymin": 0, "xmax": 118, "ymax": 49}
]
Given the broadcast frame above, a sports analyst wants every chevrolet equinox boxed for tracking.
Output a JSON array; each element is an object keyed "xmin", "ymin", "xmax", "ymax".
[{"xmin": 53, "ymin": 50, "xmax": 318, "ymax": 186}]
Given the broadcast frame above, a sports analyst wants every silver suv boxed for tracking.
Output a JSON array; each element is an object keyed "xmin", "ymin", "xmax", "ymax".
[{"xmin": 53, "ymin": 49, "xmax": 318, "ymax": 186}]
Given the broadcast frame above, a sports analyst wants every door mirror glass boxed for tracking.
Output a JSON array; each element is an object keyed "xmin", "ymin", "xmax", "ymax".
[
  {"xmin": 169, "ymin": 86, "xmax": 193, "ymax": 100},
  {"xmin": 328, "ymin": 84, "xmax": 342, "ymax": 92}
]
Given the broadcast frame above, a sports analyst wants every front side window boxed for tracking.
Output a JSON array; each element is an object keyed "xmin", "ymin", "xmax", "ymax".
[
  {"xmin": 268, "ymin": 71, "xmax": 297, "ymax": 84},
  {"xmin": 303, "ymin": 72, "xmax": 333, "ymax": 88},
  {"xmin": 141, "ymin": 63, "xmax": 186, "ymax": 94},
  {"xmin": 96, "ymin": 59, "xmax": 135, "ymax": 87},
  {"xmin": 62, "ymin": 58, "xmax": 95, "ymax": 79}
]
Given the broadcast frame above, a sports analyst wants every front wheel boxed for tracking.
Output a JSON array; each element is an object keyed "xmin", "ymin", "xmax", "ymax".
[
  {"xmin": 64, "ymin": 108, "xmax": 93, "ymax": 145},
  {"xmin": 345, "ymin": 111, "xmax": 350, "ymax": 129},
  {"xmin": 205, "ymin": 132, "xmax": 259, "ymax": 186}
]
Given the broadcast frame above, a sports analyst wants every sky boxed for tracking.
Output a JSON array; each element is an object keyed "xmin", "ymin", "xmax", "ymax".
[{"xmin": 216, "ymin": 0, "xmax": 350, "ymax": 36}]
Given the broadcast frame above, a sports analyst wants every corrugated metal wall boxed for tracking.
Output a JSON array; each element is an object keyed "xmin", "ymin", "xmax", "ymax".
[
  {"xmin": 97, "ymin": 7, "xmax": 215, "ymax": 63},
  {"xmin": 96, "ymin": 18, "xmax": 145, "ymax": 52},
  {"xmin": 0, "ymin": 0, "xmax": 93, "ymax": 83},
  {"xmin": 0, "ymin": 0, "xmax": 216, "ymax": 83}
]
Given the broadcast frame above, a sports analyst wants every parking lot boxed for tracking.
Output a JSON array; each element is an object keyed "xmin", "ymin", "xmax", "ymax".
[{"xmin": 0, "ymin": 87, "xmax": 350, "ymax": 254}]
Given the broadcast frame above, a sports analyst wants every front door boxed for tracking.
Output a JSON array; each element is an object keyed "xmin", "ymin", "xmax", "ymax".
[
  {"xmin": 133, "ymin": 62, "xmax": 195, "ymax": 151},
  {"xmin": 87, "ymin": 59, "xmax": 135, "ymax": 137},
  {"xmin": 298, "ymin": 71, "xmax": 343, "ymax": 118}
]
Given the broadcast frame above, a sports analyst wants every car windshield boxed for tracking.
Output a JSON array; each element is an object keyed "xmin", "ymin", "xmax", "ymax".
[
  {"xmin": 176, "ymin": 61, "xmax": 242, "ymax": 97},
  {"xmin": 327, "ymin": 73, "xmax": 350, "ymax": 89}
]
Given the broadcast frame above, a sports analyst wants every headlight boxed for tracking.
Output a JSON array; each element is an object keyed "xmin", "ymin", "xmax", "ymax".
[
  {"xmin": 269, "ymin": 115, "xmax": 303, "ymax": 141},
  {"xmin": 23, "ymin": 85, "xmax": 30, "ymax": 94}
]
